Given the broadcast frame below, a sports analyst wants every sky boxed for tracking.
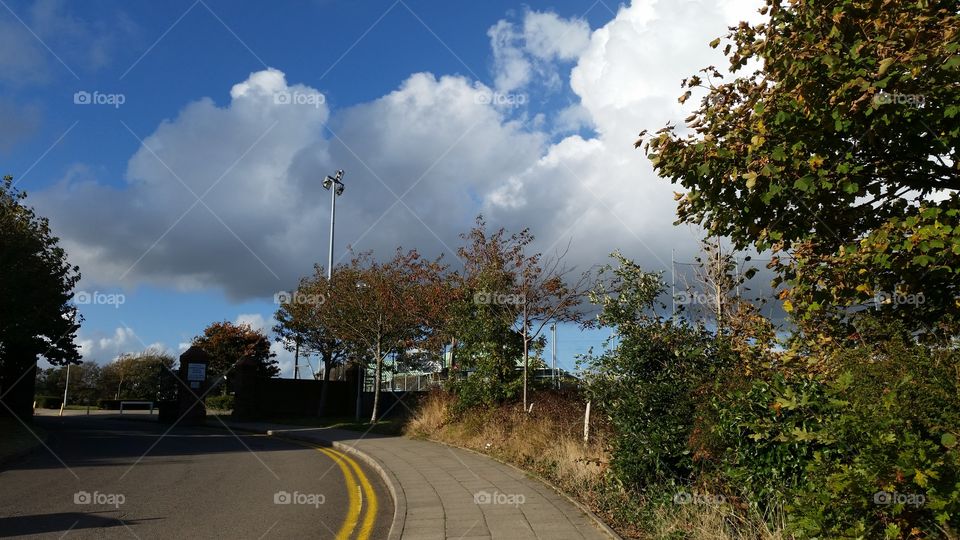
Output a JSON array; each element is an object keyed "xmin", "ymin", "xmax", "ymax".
[{"xmin": 2, "ymin": 0, "xmax": 767, "ymax": 376}]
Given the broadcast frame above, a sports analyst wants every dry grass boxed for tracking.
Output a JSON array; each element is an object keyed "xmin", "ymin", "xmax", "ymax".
[{"xmin": 405, "ymin": 390, "xmax": 789, "ymax": 539}]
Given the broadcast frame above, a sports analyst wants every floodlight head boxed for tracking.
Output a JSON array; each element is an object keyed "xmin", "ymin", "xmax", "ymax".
[
  {"xmin": 335, "ymin": 183, "xmax": 345, "ymax": 196},
  {"xmin": 322, "ymin": 176, "xmax": 334, "ymax": 190}
]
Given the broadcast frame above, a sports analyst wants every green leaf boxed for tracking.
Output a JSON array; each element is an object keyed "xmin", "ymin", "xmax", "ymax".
[{"xmin": 942, "ymin": 433, "xmax": 957, "ymax": 448}]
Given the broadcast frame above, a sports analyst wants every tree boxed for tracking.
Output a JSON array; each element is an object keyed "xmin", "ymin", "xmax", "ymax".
[
  {"xmin": 639, "ymin": 1, "xmax": 960, "ymax": 343},
  {"xmin": 100, "ymin": 348, "xmax": 176, "ymax": 400},
  {"xmin": 322, "ymin": 250, "xmax": 448, "ymax": 423},
  {"xmin": 453, "ymin": 216, "xmax": 586, "ymax": 412},
  {"xmin": 192, "ymin": 322, "xmax": 278, "ymax": 392},
  {"xmin": 274, "ymin": 268, "xmax": 347, "ymax": 416},
  {"xmin": 1, "ymin": 175, "xmax": 82, "ymax": 419}
]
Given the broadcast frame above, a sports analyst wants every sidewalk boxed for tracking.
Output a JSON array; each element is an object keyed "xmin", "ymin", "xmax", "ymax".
[{"xmin": 221, "ymin": 420, "xmax": 616, "ymax": 540}]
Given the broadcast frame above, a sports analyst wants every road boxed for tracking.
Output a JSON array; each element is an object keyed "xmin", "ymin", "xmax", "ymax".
[{"xmin": 0, "ymin": 414, "xmax": 391, "ymax": 539}]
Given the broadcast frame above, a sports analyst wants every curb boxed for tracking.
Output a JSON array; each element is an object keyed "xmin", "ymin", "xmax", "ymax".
[
  {"xmin": 266, "ymin": 429, "xmax": 406, "ymax": 540},
  {"xmin": 424, "ymin": 436, "xmax": 623, "ymax": 540}
]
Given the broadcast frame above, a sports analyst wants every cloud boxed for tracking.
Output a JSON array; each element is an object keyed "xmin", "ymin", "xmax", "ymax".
[
  {"xmin": 0, "ymin": 0, "xmax": 138, "ymax": 85},
  {"xmin": 488, "ymin": 10, "xmax": 590, "ymax": 93},
  {"xmin": 35, "ymin": 0, "xmax": 767, "ymax": 304},
  {"xmin": 75, "ymin": 326, "xmax": 140, "ymax": 364},
  {"xmin": 235, "ymin": 313, "xmax": 269, "ymax": 334}
]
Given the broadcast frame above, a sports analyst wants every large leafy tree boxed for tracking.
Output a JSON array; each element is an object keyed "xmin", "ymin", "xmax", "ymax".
[
  {"xmin": 640, "ymin": 1, "xmax": 960, "ymax": 343},
  {"xmin": 1, "ymin": 175, "xmax": 82, "ymax": 419},
  {"xmin": 192, "ymin": 321, "xmax": 279, "ymax": 392}
]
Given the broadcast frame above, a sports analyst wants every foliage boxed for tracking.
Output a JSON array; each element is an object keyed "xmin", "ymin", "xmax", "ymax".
[
  {"xmin": 640, "ymin": 0, "xmax": 960, "ymax": 342},
  {"xmin": 712, "ymin": 321, "xmax": 960, "ymax": 538},
  {"xmin": 273, "ymin": 268, "xmax": 347, "ymax": 380},
  {"xmin": 205, "ymin": 394, "xmax": 235, "ymax": 411},
  {"xmin": 582, "ymin": 252, "xmax": 735, "ymax": 488},
  {"xmin": 321, "ymin": 249, "xmax": 449, "ymax": 422},
  {"xmin": 192, "ymin": 321, "xmax": 278, "ymax": 386},
  {"xmin": 1, "ymin": 175, "xmax": 82, "ymax": 417},
  {"xmin": 448, "ymin": 216, "xmax": 585, "ymax": 412},
  {"xmin": 36, "ymin": 350, "xmax": 177, "ymax": 404},
  {"xmin": 100, "ymin": 349, "xmax": 177, "ymax": 400}
]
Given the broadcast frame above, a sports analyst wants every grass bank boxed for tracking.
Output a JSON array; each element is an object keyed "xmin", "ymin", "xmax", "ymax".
[{"xmin": 404, "ymin": 391, "xmax": 784, "ymax": 539}]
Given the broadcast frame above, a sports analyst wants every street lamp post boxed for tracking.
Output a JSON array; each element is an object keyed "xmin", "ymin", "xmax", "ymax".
[
  {"xmin": 322, "ymin": 169, "xmax": 357, "ymax": 417},
  {"xmin": 322, "ymin": 169, "xmax": 345, "ymax": 280}
]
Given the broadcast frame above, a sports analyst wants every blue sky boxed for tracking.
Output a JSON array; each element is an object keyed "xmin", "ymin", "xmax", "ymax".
[{"xmin": 2, "ymin": 0, "xmax": 766, "ymax": 376}]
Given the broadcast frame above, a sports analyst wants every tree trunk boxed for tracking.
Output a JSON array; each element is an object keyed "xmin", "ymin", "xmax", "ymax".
[
  {"xmin": 522, "ymin": 301, "xmax": 529, "ymax": 413},
  {"xmin": 0, "ymin": 353, "xmax": 37, "ymax": 421},
  {"xmin": 317, "ymin": 348, "xmax": 332, "ymax": 417},
  {"xmin": 370, "ymin": 342, "xmax": 382, "ymax": 424}
]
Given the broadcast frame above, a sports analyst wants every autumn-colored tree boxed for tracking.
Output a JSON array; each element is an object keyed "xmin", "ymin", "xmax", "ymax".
[
  {"xmin": 447, "ymin": 217, "xmax": 587, "ymax": 411},
  {"xmin": 640, "ymin": 0, "xmax": 960, "ymax": 345},
  {"xmin": 322, "ymin": 250, "xmax": 448, "ymax": 423},
  {"xmin": 192, "ymin": 322, "xmax": 278, "ymax": 392},
  {"xmin": 1, "ymin": 175, "xmax": 82, "ymax": 419},
  {"xmin": 273, "ymin": 268, "xmax": 347, "ymax": 415}
]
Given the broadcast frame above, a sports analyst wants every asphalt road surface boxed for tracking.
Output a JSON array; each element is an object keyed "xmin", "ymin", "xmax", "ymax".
[{"xmin": 0, "ymin": 414, "xmax": 392, "ymax": 539}]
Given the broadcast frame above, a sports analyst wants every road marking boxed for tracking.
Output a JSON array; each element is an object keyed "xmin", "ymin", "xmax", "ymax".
[
  {"xmin": 276, "ymin": 437, "xmax": 380, "ymax": 540},
  {"xmin": 329, "ymin": 448, "xmax": 378, "ymax": 540},
  {"xmin": 316, "ymin": 447, "xmax": 362, "ymax": 540}
]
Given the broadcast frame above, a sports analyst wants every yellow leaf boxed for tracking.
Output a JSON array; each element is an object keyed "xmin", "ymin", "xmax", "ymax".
[
  {"xmin": 878, "ymin": 57, "xmax": 895, "ymax": 76},
  {"xmin": 914, "ymin": 470, "xmax": 928, "ymax": 487},
  {"xmin": 783, "ymin": 299, "xmax": 794, "ymax": 312}
]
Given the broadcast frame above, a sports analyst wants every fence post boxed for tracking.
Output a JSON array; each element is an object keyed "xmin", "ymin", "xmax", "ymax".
[{"xmin": 583, "ymin": 401, "xmax": 591, "ymax": 444}]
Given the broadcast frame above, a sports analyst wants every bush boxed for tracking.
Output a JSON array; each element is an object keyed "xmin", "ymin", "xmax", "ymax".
[
  {"xmin": 33, "ymin": 395, "xmax": 62, "ymax": 409},
  {"xmin": 205, "ymin": 394, "xmax": 234, "ymax": 411},
  {"xmin": 712, "ymin": 329, "xmax": 960, "ymax": 538},
  {"xmin": 585, "ymin": 321, "xmax": 734, "ymax": 488}
]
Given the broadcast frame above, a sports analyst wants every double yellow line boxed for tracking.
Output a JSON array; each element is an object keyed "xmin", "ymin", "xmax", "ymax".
[{"xmin": 289, "ymin": 440, "xmax": 378, "ymax": 540}]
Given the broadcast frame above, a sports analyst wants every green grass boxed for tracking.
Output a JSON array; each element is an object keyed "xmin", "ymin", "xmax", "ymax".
[{"xmin": 0, "ymin": 417, "xmax": 46, "ymax": 463}]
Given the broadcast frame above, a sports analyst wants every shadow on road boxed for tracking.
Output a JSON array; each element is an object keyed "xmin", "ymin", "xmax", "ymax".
[
  {"xmin": 0, "ymin": 511, "xmax": 161, "ymax": 537},
  {"xmin": 0, "ymin": 415, "xmax": 302, "ymax": 474}
]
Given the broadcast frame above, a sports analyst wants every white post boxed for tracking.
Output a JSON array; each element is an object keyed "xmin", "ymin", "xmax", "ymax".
[
  {"xmin": 583, "ymin": 401, "xmax": 591, "ymax": 443},
  {"xmin": 551, "ymin": 323, "xmax": 557, "ymax": 389},
  {"xmin": 58, "ymin": 363, "xmax": 71, "ymax": 417}
]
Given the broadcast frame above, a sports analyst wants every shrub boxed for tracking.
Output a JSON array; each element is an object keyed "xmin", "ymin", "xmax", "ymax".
[
  {"xmin": 712, "ymin": 328, "xmax": 960, "ymax": 538},
  {"xmin": 33, "ymin": 395, "xmax": 62, "ymax": 409},
  {"xmin": 585, "ymin": 321, "xmax": 734, "ymax": 488},
  {"xmin": 205, "ymin": 394, "xmax": 234, "ymax": 411}
]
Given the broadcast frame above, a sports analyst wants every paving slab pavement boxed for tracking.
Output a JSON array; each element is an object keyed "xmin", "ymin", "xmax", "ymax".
[{"xmin": 220, "ymin": 420, "xmax": 618, "ymax": 540}]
